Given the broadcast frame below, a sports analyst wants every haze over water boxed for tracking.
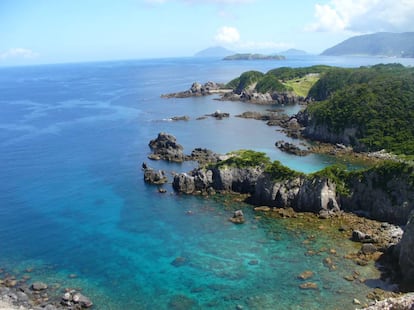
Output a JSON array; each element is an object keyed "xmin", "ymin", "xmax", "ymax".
[{"xmin": 1, "ymin": 56, "xmax": 413, "ymax": 309}]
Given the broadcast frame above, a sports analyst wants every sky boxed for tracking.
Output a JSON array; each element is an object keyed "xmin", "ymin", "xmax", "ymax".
[{"xmin": 1, "ymin": 0, "xmax": 414, "ymax": 66}]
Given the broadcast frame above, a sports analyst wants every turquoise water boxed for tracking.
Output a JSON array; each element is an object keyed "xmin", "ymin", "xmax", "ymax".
[{"xmin": 0, "ymin": 56, "xmax": 411, "ymax": 309}]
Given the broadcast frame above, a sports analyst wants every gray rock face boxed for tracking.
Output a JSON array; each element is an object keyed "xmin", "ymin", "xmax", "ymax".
[
  {"xmin": 161, "ymin": 81, "xmax": 224, "ymax": 98},
  {"xmin": 211, "ymin": 166, "xmax": 263, "ymax": 193},
  {"xmin": 253, "ymin": 175, "xmax": 340, "ymax": 216},
  {"xmin": 341, "ymin": 171, "xmax": 414, "ymax": 225},
  {"xmin": 172, "ymin": 166, "xmax": 263, "ymax": 195},
  {"xmin": 399, "ymin": 211, "xmax": 414, "ymax": 290},
  {"xmin": 297, "ymin": 178, "xmax": 340, "ymax": 214},
  {"xmin": 253, "ymin": 175, "xmax": 303, "ymax": 208},
  {"xmin": 143, "ymin": 168, "xmax": 168, "ymax": 184},
  {"xmin": 148, "ymin": 132, "xmax": 185, "ymax": 162}
]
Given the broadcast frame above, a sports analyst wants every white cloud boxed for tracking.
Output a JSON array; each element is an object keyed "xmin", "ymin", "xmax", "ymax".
[
  {"xmin": 214, "ymin": 26, "xmax": 240, "ymax": 44},
  {"xmin": 0, "ymin": 48, "xmax": 38, "ymax": 60},
  {"xmin": 306, "ymin": 0, "xmax": 414, "ymax": 33}
]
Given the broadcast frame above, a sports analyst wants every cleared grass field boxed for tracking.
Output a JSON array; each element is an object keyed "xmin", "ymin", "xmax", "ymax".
[{"xmin": 284, "ymin": 74, "xmax": 320, "ymax": 98}]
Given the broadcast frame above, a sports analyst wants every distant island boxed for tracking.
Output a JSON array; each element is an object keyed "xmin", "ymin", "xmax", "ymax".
[
  {"xmin": 321, "ymin": 32, "xmax": 414, "ymax": 58},
  {"xmin": 194, "ymin": 46, "xmax": 234, "ymax": 58},
  {"xmin": 279, "ymin": 48, "xmax": 308, "ymax": 56},
  {"xmin": 223, "ymin": 53, "xmax": 286, "ymax": 60}
]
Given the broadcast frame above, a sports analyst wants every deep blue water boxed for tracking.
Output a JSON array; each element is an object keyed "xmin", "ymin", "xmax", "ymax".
[{"xmin": 1, "ymin": 56, "xmax": 413, "ymax": 309}]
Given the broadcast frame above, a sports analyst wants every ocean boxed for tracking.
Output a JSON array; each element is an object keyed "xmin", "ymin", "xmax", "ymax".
[{"xmin": 1, "ymin": 55, "xmax": 413, "ymax": 309}]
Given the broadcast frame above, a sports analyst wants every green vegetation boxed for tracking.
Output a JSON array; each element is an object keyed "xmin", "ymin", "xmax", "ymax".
[
  {"xmin": 284, "ymin": 74, "xmax": 320, "ymax": 98},
  {"xmin": 226, "ymin": 65, "xmax": 331, "ymax": 97},
  {"xmin": 264, "ymin": 160, "xmax": 303, "ymax": 181},
  {"xmin": 306, "ymin": 64, "xmax": 414, "ymax": 154},
  {"xmin": 310, "ymin": 164, "xmax": 351, "ymax": 196},
  {"xmin": 255, "ymin": 74, "xmax": 289, "ymax": 93},
  {"xmin": 226, "ymin": 71, "xmax": 264, "ymax": 94},
  {"xmin": 212, "ymin": 150, "xmax": 302, "ymax": 181},
  {"xmin": 215, "ymin": 150, "xmax": 271, "ymax": 168},
  {"xmin": 266, "ymin": 65, "xmax": 331, "ymax": 81}
]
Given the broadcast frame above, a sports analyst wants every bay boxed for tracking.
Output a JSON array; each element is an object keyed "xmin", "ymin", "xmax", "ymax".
[{"xmin": 0, "ymin": 55, "xmax": 411, "ymax": 309}]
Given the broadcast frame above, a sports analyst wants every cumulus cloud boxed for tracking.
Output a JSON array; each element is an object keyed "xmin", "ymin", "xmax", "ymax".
[
  {"xmin": 0, "ymin": 48, "xmax": 38, "ymax": 60},
  {"xmin": 306, "ymin": 0, "xmax": 414, "ymax": 33},
  {"xmin": 214, "ymin": 26, "xmax": 240, "ymax": 44}
]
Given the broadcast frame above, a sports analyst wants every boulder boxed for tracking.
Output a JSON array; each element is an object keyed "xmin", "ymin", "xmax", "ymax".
[
  {"xmin": 73, "ymin": 293, "xmax": 93, "ymax": 308},
  {"xmin": 148, "ymin": 132, "xmax": 185, "ymax": 162},
  {"xmin": 229, "ymin": 210, "xmax": 245, "ymax": 224},
  {"xmin": 31, "ymin": 282, "xmax": 48, "ymax": 291}
]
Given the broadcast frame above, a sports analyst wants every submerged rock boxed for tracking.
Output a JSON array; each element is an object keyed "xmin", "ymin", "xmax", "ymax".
[{"xmin": 229, "ymin": 209, "xmax": 245, "ymax": 224}]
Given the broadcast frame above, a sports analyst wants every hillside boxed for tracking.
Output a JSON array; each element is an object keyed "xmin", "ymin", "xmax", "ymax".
[
  {"xmin": 226, "ymin": 65, "xmax": 331, "ymax": 97},
  {"xmin": 194, "ymin": 46, "xmax": 234, "ymax": 58},
  {"xmin": 321, "ymin": 32, "xmax": 414, "ymax": 58},
  {"xmin": 304, "ymin": 64, "xmax": 414, "ymax": 154}
]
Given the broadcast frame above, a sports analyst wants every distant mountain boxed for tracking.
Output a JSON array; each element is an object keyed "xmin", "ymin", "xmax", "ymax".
[
  {"xmin": 223, "ymin": 53, "xmax": 285, "ymax": 61},
  {"xmin": 321, "ymin": 32, "xmax": 414, "ymax": 58},
  {"xmin": 279, "ymin": 48, "xmax": 308, "ymax": 56},
  {"xmin": 194, "ymin": 46, "xmax": 234, "ymax": 58}
]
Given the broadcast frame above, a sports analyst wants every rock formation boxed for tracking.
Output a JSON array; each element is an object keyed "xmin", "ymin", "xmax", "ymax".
[
  {"xmin": 148, "ymin": 132, "xmax": 185, "ymax": 162},
  {"xmin": 161, "ymin": 81, "xmax": 227, "ymax": 98}
]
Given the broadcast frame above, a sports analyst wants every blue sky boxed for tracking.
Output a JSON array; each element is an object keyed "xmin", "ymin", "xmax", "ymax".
[{"xmin": 1, "ymin": 0, "xmax": 413, "ymax": 66}]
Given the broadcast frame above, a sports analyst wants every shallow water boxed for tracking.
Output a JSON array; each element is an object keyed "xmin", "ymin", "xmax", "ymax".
[{"xmin": 1, "ymin": 56, "xmax": 411, "ymax": 309}]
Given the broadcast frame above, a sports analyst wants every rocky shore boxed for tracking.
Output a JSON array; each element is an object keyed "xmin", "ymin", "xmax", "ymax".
[
  {"xmin": 0, "ymin": 274, "xmax": 93, "ymax": 310},
  {"xmin": 161, "ymin": 80, "xmax": 307, "ymax": 105},
  {"xmin": 161, "ymin": 81, "xmax": 231, "ymax": 98},
  {"xmin": 144, "ymin": 132, "xmax": 414, "ymax": 304}
]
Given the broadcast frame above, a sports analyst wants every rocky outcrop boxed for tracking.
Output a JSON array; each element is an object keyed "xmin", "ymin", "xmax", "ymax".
[
  {"xmin": 207, "ymin": 110, "xmax": 230, "ymax": 119},
  {"xmin": 148, "ymin": 132, "xmax": 185, "ymax": 162},
  {"xmin": 221, "ymin": 90, "xmax": 304, "ymax": 105},
  {"xmin": 172, "ymin": 165, "xmax": 264, "ymax": 195},
  {"xmin": 398, "ymin": 211, "xmax": 414, "ymax": 290},
  {"xmin": 275, "ymin": 140, "xmax": 309, "ymax": 156},
  {"xmin": 341, "ymin": 170, "xmax": 414, "ymax": 225},
  {"xmin": 161, "ymin": 81, "xmax": 228, "ymax": 98},
  {"xmin": 252, "ymin": 174, "xmax": 341, "ymax": 217},
  {"xmin": 143, "ymin": 167, "xmax": 168, "ymax": 184}
]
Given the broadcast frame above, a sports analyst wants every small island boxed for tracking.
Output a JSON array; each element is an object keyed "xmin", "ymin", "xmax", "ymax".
[{"xmin": 223, "ymin": 53, "xmax": 286, "ymax": 60}]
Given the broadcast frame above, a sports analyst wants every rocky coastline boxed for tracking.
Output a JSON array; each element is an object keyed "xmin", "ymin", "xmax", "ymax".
[
  {"xmin": 143, "ymin": 132, "xmax": 414, "ymax": 307},
  {"xmin": 161, "ymin": 80, "xmax": 307, "ymax": 105},
  {"xmin": 0, "ymin": 274, "xmax": 93, "ymax": 310},
  {"xmin": 161, "ymin": 81, "xmax": 231, "ymax": 99}
]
